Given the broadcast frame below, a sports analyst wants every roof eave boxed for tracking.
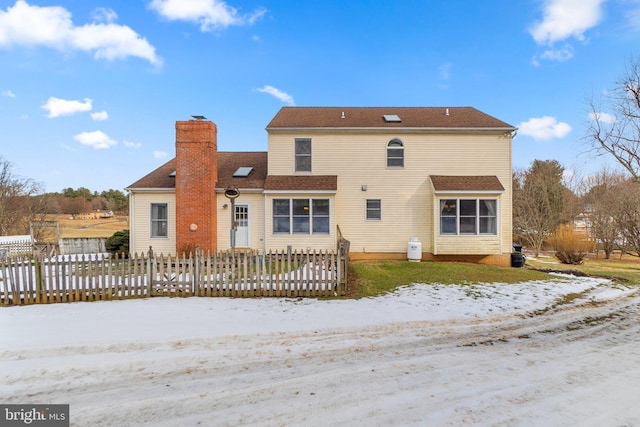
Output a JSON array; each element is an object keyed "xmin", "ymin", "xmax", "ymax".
[
  {"xmin": 126, "ymin": 187, "xmax": 176, "ymax": 192},
  {"xmin": 267, "ymin": 127, "xmax": 517, "ymax": 133},
  {"xmin": 433, "ymin": 189, "xmax": 505, "ymax": 195}
]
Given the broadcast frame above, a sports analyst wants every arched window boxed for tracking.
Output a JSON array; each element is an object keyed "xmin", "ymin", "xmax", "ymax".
[{"xmin": 387, "ymin": 139, "xmax": 404, "ymax": 168}]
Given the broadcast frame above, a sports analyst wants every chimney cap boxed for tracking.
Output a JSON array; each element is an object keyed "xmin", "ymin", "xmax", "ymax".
[{"xmin": 191, "ymin": 115, "xmax": 207, "ymax": 120}]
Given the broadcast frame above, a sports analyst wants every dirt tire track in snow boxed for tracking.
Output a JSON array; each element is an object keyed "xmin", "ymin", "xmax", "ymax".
[{"xmin": 1, "ymin": 289, "xmax": 640, "ymax": 426}]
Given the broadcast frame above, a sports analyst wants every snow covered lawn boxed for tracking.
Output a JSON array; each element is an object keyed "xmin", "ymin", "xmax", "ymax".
[{"xmin": 1, "ymin": 274, "xmax": 639, "ymax": 426}]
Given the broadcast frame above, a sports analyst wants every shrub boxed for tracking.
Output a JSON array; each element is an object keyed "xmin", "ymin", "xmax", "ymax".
[
  {"xmin": 105, "ymin": 229, "xmax": 129, "ymax": 258},
  {"xmin": 549, "ymin": 224, "xmax": 595, "ymax": 265}
]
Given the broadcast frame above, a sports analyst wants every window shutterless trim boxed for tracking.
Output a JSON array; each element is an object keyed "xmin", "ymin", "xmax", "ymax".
[
  {"xmin": 150, "ymin": 203, "xmax": 168, "ymax": 238},
  {"xmin": 366, "ymin": 199, "xmax": 382, "ymax": 220}
]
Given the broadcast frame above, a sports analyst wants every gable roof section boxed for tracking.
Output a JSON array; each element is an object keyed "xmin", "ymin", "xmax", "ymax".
[
  {"xmin": 126, "ymin": 152, "xmax": 268, "ymax": 190},
  {"xmin": 430, "ymin": 175, "xmax": 505, "ymax": 192},
  {"xmin": 266, "ymin": 107, "xmax": 515, "ymax": 130},
  {"xmin": 265, "ymin": 175, "xmax": 337, "ymax": 192}
]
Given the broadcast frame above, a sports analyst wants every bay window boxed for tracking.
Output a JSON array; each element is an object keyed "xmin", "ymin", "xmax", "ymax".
[{"xmin": 440, "ymin": 199, "xmax": 497, "ymax": 235}]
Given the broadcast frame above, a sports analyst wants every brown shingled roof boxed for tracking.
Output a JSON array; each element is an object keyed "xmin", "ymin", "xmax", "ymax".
[
  {"xmin": 265, "ymin": 175, "xmax": 337, "ymax": 191},
  {"xmin": 126, "ymin": 158, "xmax": 176, "ymax": 190},
  {"xmin": 217, "ymin": 152, "xmax": 267, "ymax": 190},
  {"xmin": 430, "ymin": 175, "xmax": 505, "ymax": 192},
  {"xmin": 126, "ymin": 152, "xmax": 267, "ymax": 190},
  {"xmin": 266, "ymin": 107, "xmax": 515, "ymax": 130}
]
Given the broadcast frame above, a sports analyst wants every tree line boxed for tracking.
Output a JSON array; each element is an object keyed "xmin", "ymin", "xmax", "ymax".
[
  {"xmin": 0, "ymin": 156, "xmax": 128, "ymax": 237},
  {"xmin": 513, "ymin": 160, "xmax": 640, "ymax": 260}
]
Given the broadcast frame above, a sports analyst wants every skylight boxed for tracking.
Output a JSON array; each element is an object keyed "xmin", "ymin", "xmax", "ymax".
[
  {"xmin": 233, "ymin": 167, "xmax": 254, "ymax": 177},
  {"xmin": 383, "ymin": 114, "xmax": 401, "ymax": 123}
]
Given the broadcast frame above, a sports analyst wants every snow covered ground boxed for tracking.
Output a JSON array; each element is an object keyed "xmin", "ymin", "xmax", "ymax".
[{"xmin": 1, "ymin": 274, "xmax": 639, "ymax": 426}]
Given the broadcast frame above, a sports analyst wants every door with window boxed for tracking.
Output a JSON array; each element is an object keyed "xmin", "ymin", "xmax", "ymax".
[{"xmin": 235, "ymin": 204, "xmax": 250, "ymax": 247}]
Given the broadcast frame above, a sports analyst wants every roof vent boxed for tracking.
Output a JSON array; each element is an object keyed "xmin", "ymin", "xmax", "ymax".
[
  {"xmin": 341, "ymin": 111, "xmax": 345, "ymax": 119},
  {"xmin": 445, "ymin": 108, "xmax": 450, "ymax": 116},
  {"xmin": 383, "ymin": 114, "xmax": 401, "ymax": 123}
]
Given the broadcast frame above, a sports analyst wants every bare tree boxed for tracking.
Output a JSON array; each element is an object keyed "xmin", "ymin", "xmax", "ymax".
[
  {"xmin": 0, "ymin": 157, "xmax": 45, "ymax": 236},
  {"xmin": 610, "ymin": 179, "xmax": 640, "ymax": 256},
  {"xmin": 582, "ymin": 168, "xmax": 626, "ymax": 259},
  {"xmin": 586, "ymin": 58, "xmax": 640, "ymax": 180},
  {"xmin": 513, "ymin": 160, "xmax": 578, "ymax": 257}
]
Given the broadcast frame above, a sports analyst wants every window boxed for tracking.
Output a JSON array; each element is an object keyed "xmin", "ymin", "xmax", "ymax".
[
  {"xmin": 312, "ymin": 199, "xmax": 330, "ymax": 233},
  {"xmin": 479, "ymin": 200, "xmax": 497, "ymax": 234},
  {"xmin": 273, "ymin": 198, "xmax": 330, "ymax": 234},
  {"xmin": 151, "ymin": 203, "xmax": 168, "ymax": 238},
  {"xmin": 439, "ymin": 199, "xmax": 497, "ymax": 235},
  {"xmin": 295, "ymin": 138, "xmax": 312, "ymax": 172},
  {"xmin": 273, "ymin": 199, "xmax": 290, "ymax": 233},
  {"xmin": 387, "ymin": 139, "xmax": 404, "ymax": 168},
  {"xmin": 366, "ymin": 199, "xmax": 381, "ymax": 220}
]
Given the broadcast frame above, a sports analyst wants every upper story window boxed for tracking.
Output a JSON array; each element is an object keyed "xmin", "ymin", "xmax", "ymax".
[
  {"xmin": 151, "ymin": 203, "xmax": 168, "ymax": 238},
  {"xmin": 295, "ymin": 138, "xmax": 312, "ymax": 172},
  {"xmin": 387, "ymin": 139, "xmax": 404, "ymax": 168}
]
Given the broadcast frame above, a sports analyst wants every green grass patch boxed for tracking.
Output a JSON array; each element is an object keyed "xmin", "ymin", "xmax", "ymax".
[
  {"xmin": 525, "ymin": 256, "xmax": 640, "ymax": 285},
  {"xmin": 348, "ymin": 260, "xmax": 552, "ymax": 298}
]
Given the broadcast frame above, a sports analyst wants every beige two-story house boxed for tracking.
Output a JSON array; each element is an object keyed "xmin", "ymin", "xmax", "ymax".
[{"xmin": 127, "ymin": 107, "xmax": 516, "ymax": 265}]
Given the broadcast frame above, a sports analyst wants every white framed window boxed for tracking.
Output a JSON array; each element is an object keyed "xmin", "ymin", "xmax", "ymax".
[
  {"xmin": 150, "ymin": 203, "xmax": 168, "ymax": 238},
  {"xmin": 273, "ymin": 198, "xmax": 330, "ymax": 234},
  {"xmin": 439, "ymin": 199, "xmax": 497, "ymax": 235},
  {"xmin": 295, "ymin": 138, "xmax": 312, "ymax": 172},
  {"xmin": 386, "ymin": 138, "xmax": 404, "ymax": 168},
  {"xmin": 366, "ymin": 199, "xmax": 381, "ymax": 220}
]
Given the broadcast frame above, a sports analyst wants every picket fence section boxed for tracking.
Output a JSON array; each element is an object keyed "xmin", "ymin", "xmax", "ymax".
[{"xmin": 0, "ymin": 248, "xmax": 348, "ymax": 306}]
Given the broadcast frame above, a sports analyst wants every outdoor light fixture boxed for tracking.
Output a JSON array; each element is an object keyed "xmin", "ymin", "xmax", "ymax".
[{"xmin": 224, "ymin": 186, "xmax": 240, "ymax": 249}]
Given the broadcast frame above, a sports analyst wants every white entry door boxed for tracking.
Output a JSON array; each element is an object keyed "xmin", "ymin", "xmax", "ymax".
[{"xmin": 235, "ymin": 204, "xmax": 250, "ymax": 247}]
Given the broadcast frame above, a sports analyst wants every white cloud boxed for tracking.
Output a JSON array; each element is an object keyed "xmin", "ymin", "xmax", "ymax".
[
  {"xmin": 149, "ymin": 0, "xmax": 266, "ymax": 32},
  {"xmin": 2, "ymin": 89, "xmax": 15, "ymax": 98},
  {"xmin": 256, "ymin": 85, "xmax": 294, "ymax": 105},
  {"xmin": 90, "ymin": 7, "xmax": 117, "ymax": 24},
  {"xmin": 518, "ymin": 116, "xmax": 572, "ymax": 141},
  {"xmin": 0, "ymin": 0, "xmax": 161, "ymax": 66},
  {"xmin": 74, "ymin": 130, "xmax": 117, "ymax": 149},
  {"xmin": 539, "ymin": 45, "xmax": 574, "ymax": 62},
  {"xmin": 529, "ymin": 0, "xmax": 606, "ymax": 45},
  {"xmin": 153, "ymin": 150, "xmax": 168, "ymax": 158},
  {"xmin": 123, "ymin": 140, "xmax": 142, "ymax": 148},
  {"xmin": 589, "ymin": 111, "xmax": 616, "ymax": 124},
  {"xmin": 91, "ymin": 110, "xmax": 108, "ymax": 121},
  {"xmin": 42, "ymin": 97, "xmax": 92, "ymax": 118}
]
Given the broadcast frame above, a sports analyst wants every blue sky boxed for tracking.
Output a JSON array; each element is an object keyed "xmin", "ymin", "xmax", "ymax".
[{"xmin": 1, "ymin": 0, "xmax": 638, "ymax": 192}]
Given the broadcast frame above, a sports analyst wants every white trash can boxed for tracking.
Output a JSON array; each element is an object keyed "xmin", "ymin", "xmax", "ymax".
[{"xmin": 407, "ymin": 237, "xmax": 422, "ymax": 262}]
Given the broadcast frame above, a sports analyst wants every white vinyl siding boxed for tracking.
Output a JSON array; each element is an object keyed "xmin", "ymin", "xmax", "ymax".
[
  {"xmin": 267, "ymin": 131, "xmax": 512, "ymax": 255},
  {"xmin": 129, "ymin": 191, "xmax": 176, "ymax": 255}
]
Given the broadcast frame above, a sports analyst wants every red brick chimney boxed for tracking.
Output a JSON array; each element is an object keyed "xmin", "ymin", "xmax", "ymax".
[{"xmin": 175, "ymin": 119, "xmax": 218, "ymax": 254}]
